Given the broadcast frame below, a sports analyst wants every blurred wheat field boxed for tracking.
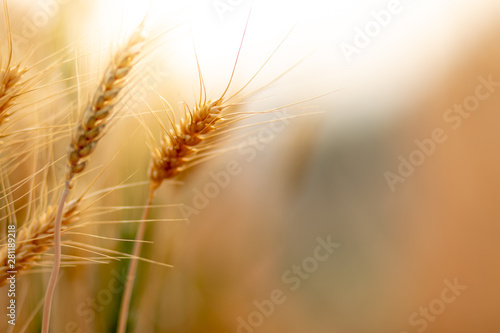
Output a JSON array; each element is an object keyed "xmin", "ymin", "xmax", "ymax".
[{"xmin": 1, "ymin": 0, "xmax": 500, "ymax": 332}]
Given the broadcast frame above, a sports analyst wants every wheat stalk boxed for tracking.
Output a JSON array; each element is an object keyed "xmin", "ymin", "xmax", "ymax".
[{"xmin": 41, "ymin": 24, "xmax": 146, "ymax": 333}]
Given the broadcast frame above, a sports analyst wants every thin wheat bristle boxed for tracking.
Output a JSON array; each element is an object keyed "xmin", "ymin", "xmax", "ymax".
[
  {"xmin": 149, "ymin": 98, "xmax": 228, "ymax": 190},
  {"xmin": 0, "ymin": 199, "xmax": 79, "ymax": 286},
  {"xmin": 67, "ymin": 28, "xmax": 145, "ymax": 179}
]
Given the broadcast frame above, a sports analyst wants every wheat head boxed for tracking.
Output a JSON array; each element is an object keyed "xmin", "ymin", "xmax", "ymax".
[
  {"xmin": 0, "ymin": 64, "xmax": 28, "ymax": 128},
  {"xmin": 0, "ymin": 199, "xmax": 79, "ymax": 286},
  {"xmin": 149, "ymin": 98, "xmax": 229, "ymax": 190},
  {"xmin": 67, "ymin": 27, "xmax": 145, "ymax": 180}
]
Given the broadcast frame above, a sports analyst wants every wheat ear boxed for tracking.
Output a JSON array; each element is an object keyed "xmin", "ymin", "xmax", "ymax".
[
  {"xmin": 67, "ymin": 29, "xmax": 145, "ymax": 178},
  {"xmin": 0, "ymin": 0, "xmax": 28, "ymax": 130},
  {"xmin": 150, "ymin": 98, "xmax": 229, "ymax": 188},
  {"xmin": 0, "ymin": 200, "xmax": 79, "ymax": 286},
  {"xmin": 41, "ymin": 25, "xmax": 145, "ymax": 333},
  {"xmin": 0, "ymin": 64, "xmax": 28, "ymax": 127}
]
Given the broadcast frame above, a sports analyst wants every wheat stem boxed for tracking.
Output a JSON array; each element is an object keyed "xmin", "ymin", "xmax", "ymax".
[
  {"xmin": 41, "ymin": 180, "xmax": 69, "ymax": 333},
  {"xmin": 117, "ymin": 188, "xmax": 155, "ymax": 333}
]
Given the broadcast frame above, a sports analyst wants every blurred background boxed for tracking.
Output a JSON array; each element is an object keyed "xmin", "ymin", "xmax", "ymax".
[{"xmin": 1, "ymin": 0, "xmax": 500, "ymax": 332}]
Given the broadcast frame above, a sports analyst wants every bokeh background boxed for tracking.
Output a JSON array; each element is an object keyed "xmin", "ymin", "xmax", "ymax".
[{"xmin": 1, "ymin": 0, "xmax": 500, "ymax": 332}]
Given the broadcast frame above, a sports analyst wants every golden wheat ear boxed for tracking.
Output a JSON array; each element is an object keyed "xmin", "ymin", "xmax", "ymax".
[
  {"xmin": 0, "ymin": 199, "xmax": 79, "ymax": 286},
  {"xmin": 149, "ymin": 98, "xmax": 230, "ymax": 189},
  {"xmin": 0, "ymin": 64, "xmax": 28, "ymax": 127},
  {"xmin": 147, "ymin": 14, "xmax": 251, "ymax": 190},
  {"xmin": 146, "ymin": 16, "xmax": 308, "ymax": 190},
  {"xmin": 67, "ymin": 28, "xmax": 146, "ymax": 179},
  {"xmin": 0, "ymin": 0, "xmax": 29, "ymax": 130}
]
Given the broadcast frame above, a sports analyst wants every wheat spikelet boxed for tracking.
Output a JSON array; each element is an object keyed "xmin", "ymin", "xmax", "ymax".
[
  {"xmin": 0, "ymin": 199, "xmax": 79, "ymax": 286},
  {"xmin": 67, "ymin": 27, "xmax": 145, "ymax": 179}
]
